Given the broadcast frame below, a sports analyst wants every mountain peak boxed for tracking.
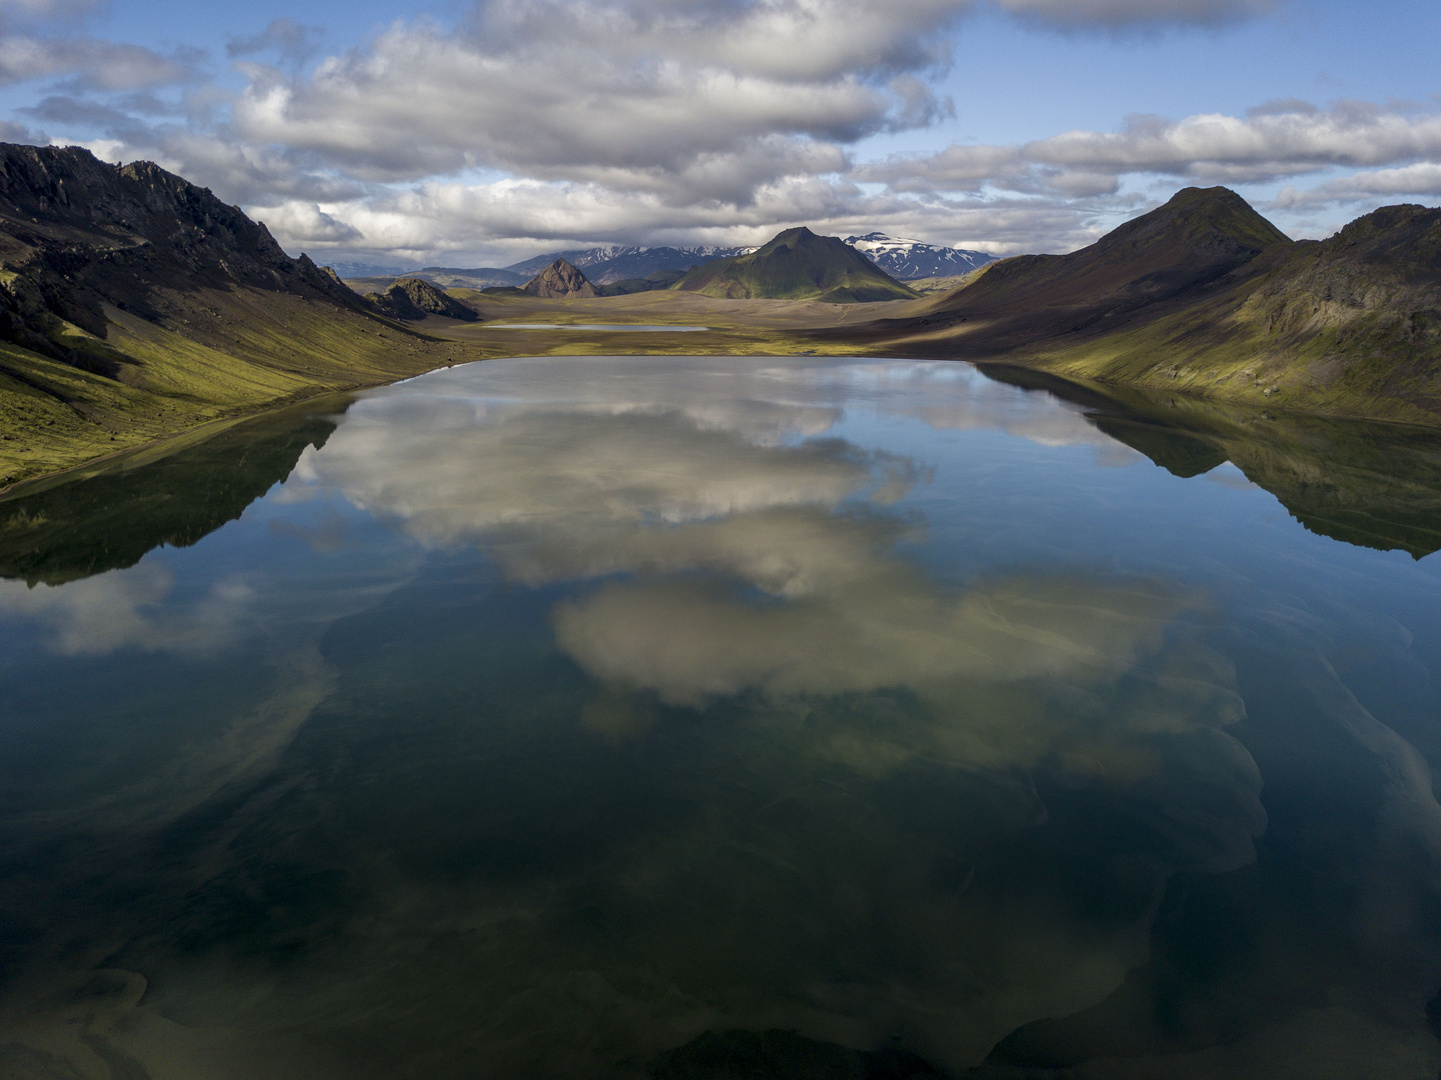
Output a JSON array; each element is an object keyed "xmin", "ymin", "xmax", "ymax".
[
  {"xmin": 522, "ymin": 258, "xmax": 597, "ymax": 298},
  {"xmin": 673, "ymin": 226, "xmax": 917, "ymax": 303},
  {"xmin": 1096, "ymin": 185, "xmax": 1293, "ymax": 260}
]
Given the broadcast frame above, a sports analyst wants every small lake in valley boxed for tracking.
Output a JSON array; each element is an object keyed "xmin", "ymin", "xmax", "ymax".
[{"xmin": 1, "ymin": 355, "xmax": 1439, "ymax": 1079}]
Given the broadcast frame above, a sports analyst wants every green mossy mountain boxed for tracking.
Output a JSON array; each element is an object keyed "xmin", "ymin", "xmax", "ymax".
[
  {"xmin": 828, "ymin": 187, "xmax": 1441, "ymax": 422},
  {"xmin": 0, "ymin": 143, "xmax": 460, "ymax": 489},
  {"xmin": 673, "ymin": 227, "xmax": 919, "ymax": 303}
]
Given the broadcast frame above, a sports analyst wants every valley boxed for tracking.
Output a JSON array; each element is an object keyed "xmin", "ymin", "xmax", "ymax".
[{"xmin": 1, "ymin": 144, "xmax": 1438, "ymax": 496}]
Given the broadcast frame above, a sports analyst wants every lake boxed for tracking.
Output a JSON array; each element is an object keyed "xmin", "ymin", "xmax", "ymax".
[{"xmin": 1, "ymin": 355, "xmax": 1439, "ymax": 1079}]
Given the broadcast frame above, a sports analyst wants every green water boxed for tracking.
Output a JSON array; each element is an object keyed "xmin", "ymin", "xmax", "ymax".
[{"xmin": 1, "ymin": 356, "xmax": 1439, "ymax": 1079}]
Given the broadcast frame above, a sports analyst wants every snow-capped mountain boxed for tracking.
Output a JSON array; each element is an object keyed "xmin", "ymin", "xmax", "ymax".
[{"xmin": 843, "ymin": 233, "xmax": 995, "ymax": 281}]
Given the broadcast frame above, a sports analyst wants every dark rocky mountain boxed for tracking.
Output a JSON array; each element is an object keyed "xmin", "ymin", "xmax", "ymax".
[
  {"xmin": 522, "ymin": 258, "xmax": 598, "ymax": 298},
  {"xmin": 505, "ymin": 244, "xmax": 751, "ymax": 284},
  {"xmin": 0, "ymin": 143, "xmax": 364, "ymax": 368},
  {"xmin": 672, "ymin": 227, "xmax": 919, "ymax": 303},
  {"xmin": 0, "ymin": 143, "xmax": 450, "ymax": 489},
  {"xmin": 843, "ymin": 232, "xmax": 995, "ymax": 280},
  {"xmin": 367, "ymin": 277, "xmax": 479, "ymax": 321}
]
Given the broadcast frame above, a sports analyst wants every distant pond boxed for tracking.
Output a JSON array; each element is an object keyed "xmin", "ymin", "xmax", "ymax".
[{"xmin": 1, "ymin": 355, "xmax": 1440, "ymax": 1079}]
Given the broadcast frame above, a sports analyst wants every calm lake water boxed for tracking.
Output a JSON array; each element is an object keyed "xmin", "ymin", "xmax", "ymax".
[{"xmin": 1, "ymin": 355, "xmax": 1440, "ymax": 1079}]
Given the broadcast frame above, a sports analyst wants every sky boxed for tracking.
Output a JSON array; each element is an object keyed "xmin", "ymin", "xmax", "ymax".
[{"xmin": 0, "ymin": 0, "xmax": 1437, "ymax": 268}]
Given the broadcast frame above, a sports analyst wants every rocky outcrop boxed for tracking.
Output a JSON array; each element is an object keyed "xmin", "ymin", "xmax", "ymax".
[
  {"xmin": 367, "ymin": 277, "xmax": 479, "ymax": 321},
  {"xmin": 522, "ymin": 258, "xmax": 597, "ymax": 298}
]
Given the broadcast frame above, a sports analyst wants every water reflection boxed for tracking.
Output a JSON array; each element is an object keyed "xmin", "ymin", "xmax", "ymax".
[{"xmin": 0, "ymin": 356, "xmax": 1438, "ymax": 1079}]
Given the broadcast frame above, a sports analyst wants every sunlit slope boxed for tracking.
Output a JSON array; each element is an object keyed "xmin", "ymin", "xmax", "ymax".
[
  {"xmin": 0, "ymin": 143, "xmax": 465, "ymax": 488},
  {"xmin": 673, "ymin": 227, "xmax": 919, "ymax": 303},
  {"xmin": 1021, "ymin": 202, "xmax": 1441, "ymax": 422},
  {"xmin": 824, "ymin": 188, "xmax": 1441, "ymax": 423}
]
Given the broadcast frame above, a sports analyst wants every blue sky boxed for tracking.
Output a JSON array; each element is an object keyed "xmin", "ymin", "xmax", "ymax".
[{"xmin": 2, "ymin": 0, "xmax": 1437, "ymax": 266}]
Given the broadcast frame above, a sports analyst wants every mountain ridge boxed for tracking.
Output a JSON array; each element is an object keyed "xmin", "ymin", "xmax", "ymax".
[
  {"xmin": 0, "ymin": 142, "xmax": 458, "ymax": 488},
  {"xmin": 821, "ymin": 186, "xmax": 1441, "ymax": 422},
  {"xmin": 672, "ymin": 227, "xmax": 919, "ymax": 303},
  {"xmin": 843, "ymin": 233, "xmax": 995, "ymax": 280}
]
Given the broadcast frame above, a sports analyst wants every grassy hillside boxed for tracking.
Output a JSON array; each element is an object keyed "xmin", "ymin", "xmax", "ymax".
[
  {"xmin": 820, "ymin": 188, "xmax": 1441, "ymax": 423},
  {"xmin": 673, "ymin": 227, "xmax": 918, "ymax": 303}
]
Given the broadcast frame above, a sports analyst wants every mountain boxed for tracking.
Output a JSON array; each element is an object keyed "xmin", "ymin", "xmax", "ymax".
[
  {"xmin": 671, "ymin": 227, "xmax": 919, "ymax": 303},
  {"xmin": 505, "ymin": 245, "xmax": 752, "ymax": 284},
  {"xmin": 522, "ymin": 258, "xmax": 598, "ymax": 298},
  {"xmin": 367, "ymin": 277, "xmax": 480, "ymax": 321},
  {"xmin": 411, "ymin": 265, "xmax": 527, "ymax": 288},
  {"xmin": 824, "ymin": 186, "xmax": 1441, "ymax": 422},
  {"xmin": 326, "ymin": 259, "xmax": 411, "ymax": 278},
  {"xmin": 843, "ymin": 233, "xmax": 995, "ymax": 280},
  {"xmin": 0, "ymin": 143, "xmax": 454, "ymax": 489}
]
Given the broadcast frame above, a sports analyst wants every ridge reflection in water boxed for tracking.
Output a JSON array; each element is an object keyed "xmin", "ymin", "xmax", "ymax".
[{"xmin": 0, "ymin": 355, "xmax": 1438, "ymax": 1079}]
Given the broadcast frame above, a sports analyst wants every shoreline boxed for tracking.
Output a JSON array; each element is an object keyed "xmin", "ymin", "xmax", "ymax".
[{"xmin": 8, "ymin": 344, "xmax": 1441, "ymax": 502}]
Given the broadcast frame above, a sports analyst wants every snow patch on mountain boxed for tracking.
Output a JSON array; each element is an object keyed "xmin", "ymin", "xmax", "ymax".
[{"xmin": 843, "ymin": 233, "xmax": 995, "ymax": 281}]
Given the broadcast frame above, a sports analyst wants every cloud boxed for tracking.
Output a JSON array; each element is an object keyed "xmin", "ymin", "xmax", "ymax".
[
  {"xmin": 993, "ymin": 0, "xmax": 1279, "ymax": 28},
  {"xmin": 0, "ymin": 34, "xmax": 192, "ymax": 89},
  {"xmin": 249, "ymin": 200, "xmax": 362, "ymax": 243},
  {"xmin": 1275, "ymin": 161, "xmax": 1441, "ymax": 207},
  {"xmin": 7, "ymin": 2, "xmax": 1416, "ymax": 265},
  {"xmin": 863, "ymin": 102, "xmax": 1441, "ymax": 196},
  {"xmin": 0, "ymin": 0, "xmax": 104, "ymax": 25},
  {"xmin": 226, "ymin": 17, "xmax": 324, "ymax": 68}
]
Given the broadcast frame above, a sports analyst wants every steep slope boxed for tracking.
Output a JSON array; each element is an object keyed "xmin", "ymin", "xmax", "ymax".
[
  {"xmin": 917, "ymin": 186, "xmax": 1290, "ymax": 344},
  {"xmin": 672, "ymin": 227, "xmax": 919, "ymax": 303},
  {"xmin": 522, "ymin": 258, "xmax": 598, "ymax": 298},
  {"xmin": 988, "ymin": 200, "xmax": 1441, "ymax": 420},
  {"xmin": 844, "ymin": 233, "xmax": 995, "ymax": 280},
  {"xmin": 0, "ymin": 142, "xmax": 457, "ymax": 488},
  {"xmin": 367, "ymin": 277, "xmax": 479, "ymax": 320},
  {"xmin": 825, "ymin": 188, "xmax": 1441, "ymax": 422}
]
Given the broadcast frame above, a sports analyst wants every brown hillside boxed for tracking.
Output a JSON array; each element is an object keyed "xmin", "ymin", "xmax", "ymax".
[{"xmin": 523, "ymin": 258, "xmax": 597, "ymax": 298}]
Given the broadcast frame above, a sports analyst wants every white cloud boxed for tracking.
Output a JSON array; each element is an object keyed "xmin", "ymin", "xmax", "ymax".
[
  {"xmin": 0, "ymin": 34, "xmax": 191, "ymax": 89},
  {"xmin": 1276, "ymin": 161, "xmax": 1441, "ymax": 207},
  {"xmin": 10, "ymin": 2, "xmax": 1432, "ymax": 262},
  {"xmin": 864, "ymin": 103, "xmax": 1441, "ymax": 196}
]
